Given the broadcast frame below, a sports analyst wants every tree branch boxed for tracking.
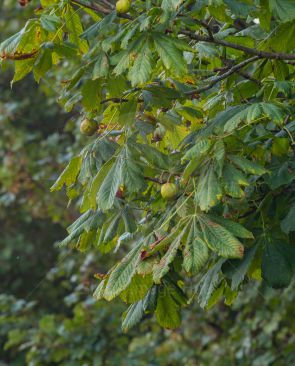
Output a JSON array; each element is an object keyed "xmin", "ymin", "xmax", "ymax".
[
  {"xmin": 236, "ymin": 70, "xmax": 262, "ymax": 86},
  {"xmin": 184, "ymin": 56, "xmax": 260, "ymax": 95},
  {"xmin": 72, "ymin": 1, "xmax": 295, "ymax": 60},
  {"xmin": 99, "ymin": 57, "xmax": 260, "ymax": 104},
  {"xmin": 178, "ymin": 30, "xmax": 295, "ymax": 60}
]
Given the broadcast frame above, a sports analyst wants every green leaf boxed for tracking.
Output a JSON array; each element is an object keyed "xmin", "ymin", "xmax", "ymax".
[
  {"xmin": 121, "ymin": 147, "xmax": 145, "ymax": 192},
  {"xmin": 33, "ymin": 48, "xmax": 52, "ymax": 82},
  {"xmin": 229, "ymin": 155, "xmax": 268, "ymax": 175},
  {"xmin": 50, "ymin": 156, "xmax": 82, "ymax": 192},
  {"xmin": 97, "ymin": 157, "xmax": 122, "ymax": 210},
  {"xmin": 182, "ymin": 139, "xmax": 211, "ymax": 161},
  {"xmin": 81, "ymin": 79, "xmax": 101, "ymax": 111},
  {"xmin": 269, "ymin": 0, "xmax": 295, "ymax": 23},
  {"xmin": 183, "ymin": 219, "xmax": 208, "ymax": 274},
  {"xmin": 128, "ymin": 42, "xmax": 152, "ymax": 86},
  {"xmin": 122, "ymin": 300, "xmax": 144, "ymax": 332},
  {"xmin": 223, "ymin": 103, "xmax": 285, "ymax": 132},
  {"xmin": 118, "ymin": 100, "xmax": 137, "ymax": 126},
  {"xmin": 262, "ymin": 240, "xmax": 293, "ymax": 288},
  {"xmin": 199, "ymin": 215, "xmax": 244, "ymax": 259},
  {"xmin": 13, "ymin": 59, "xmax": 35, "ymax": 83},
  {"xmin": 81, "ymin": 12, "xmax": 116, "ymax": 40},
  {"xmin": 64, "ymin": 5, "xmax": 89, "ymax": 53},
  {"xmin": 92, "ymin": 52, "xmax": 109, "ymax": 79},
  {"xmin": 153, "ymin": 225, "xmax": 187, "ymax": 283},
  {"xmin": 0, "ymin": 25, "xmax": 28, "ymax": 54},
  {"xmin": 154, "ymin": 34, "xmax": 187, "ymax": 76},
  {"xmin": 120, "ymin": 274, "xmax": 153, "ymax": 303},
  {"xmin": 196, "ymin": 259, "xmax": 224, "ymax": 308},
  {"xmin": 207, "ymin": 215, "xmax": 253, "ymax": 239},
  {"xmin": 40, "ymin": 14, "xmax": 62, "ymax": 32},
  {"xmin": 86, "ymin": 158, "xmax": 115, "ymax": 210},
  {"xmin": 281, "ymin": 204, "xmax": 295, "ymax": 234},
  {"xmin": 133, "ymin": 143, "xmax": 170, "ymax": 170},
  {"xmin": 223, "ymin": 163, "xmax": 249, "ymax": 186},
  {"xmin": 161, "ymin": 0, "xmax": 184, "ymax": 11},
  {"xmin": 104, "ymin": 242, "xmax": 143, "ymax": 300},
  {"xmin": 195, "ymin": 165, "xmax": 222, "ymax": 211},
  {"xmin": 155, "ymin": 288, "xmax": 181, "ymax": 329},
  {"xmin": 93, "ymin": 279, "xmax": 107, "ymax": 300},
  {"xmin": 102, "ymin": 213, "xmax": 121, "ymax": 243},
  {"xmin": 143, "ymin": 286, "xmax": 158, "ymax": 312},
  {"xmin": 222, "ymin": 245, "xmax": 257, "ymax": 290}
]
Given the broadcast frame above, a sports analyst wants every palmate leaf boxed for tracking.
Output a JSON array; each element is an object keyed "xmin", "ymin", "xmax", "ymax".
[
  {"xmin": 104, "ymin": 241, "xmax": 143, "ymax": 301},
  {"xmin": 199, "ymin": 215, "xmax": 244, "ymax": 259},
  {"xmin": 223, "ymin": 102, "xmax": 285, "ymax": 132},
  {"xmin": 153, "ymin": 33, "xmax": 187, "ymax": 76},
  {"xmin": 183, "ymin": 218, "xmax": 209, "ymax": 274}
]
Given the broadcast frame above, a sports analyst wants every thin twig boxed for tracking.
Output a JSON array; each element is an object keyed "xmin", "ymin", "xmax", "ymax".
[
  {"xmin": 185, "ymin": 56, "xmax": 260, "ymax": 95},
  {"xmin": 178, "ymin": 30, "xmax": 295, "ymax": 60}
]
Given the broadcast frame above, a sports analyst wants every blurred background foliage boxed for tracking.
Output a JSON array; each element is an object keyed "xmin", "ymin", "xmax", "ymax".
[{"xmin": 1, "ymin": 1, "xmax": 295, "ymax": 365}]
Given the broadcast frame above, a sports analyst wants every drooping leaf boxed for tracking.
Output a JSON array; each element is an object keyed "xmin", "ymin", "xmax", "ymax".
[
  {"xmin": 262, "ymin": 240, "xmax": 293, "ymax": 288},
  {"xmin": 153, "ymin": 225, "xmax": 187, "ymax": 283},
  {"xmin": 97, "ymin": 157, "xmax": 122, "ymax": 210},
  {"xmin": 183, "ymin": 219, "xmax": 209, "ymax": 274},
  {"xmin": 50, "ymin": 156, "xmax": 82, "ymax": 192},
  {"xmin": 155, "ymin": 288, "xmax": 181, "ymax": 329},
  {"xmin": 195, "ymin": 165, "xmax": 222, "ymax": 211},
  {"xmin": 104, "ymin": 242, "xmax": 143, "ymax": 300},
  {"xmin": 122, "ymin": 300, "xmax": 144, "ymax": 332},
  {"xmin": 281, "ymin": 204, "xmax": 295, "ymax": 234},
  {"xmin": 196, "ymin": 259, "xmax": 225, "ymax": 308},
  {"xmin": 199, "ymin": 215, "xmax": 244, "ymax": 259}
]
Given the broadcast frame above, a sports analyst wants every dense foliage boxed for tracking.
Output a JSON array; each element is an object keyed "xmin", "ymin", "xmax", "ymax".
[{"xmin": 2, "ymin": 0, "xmax": 295, "ymax": 334}]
